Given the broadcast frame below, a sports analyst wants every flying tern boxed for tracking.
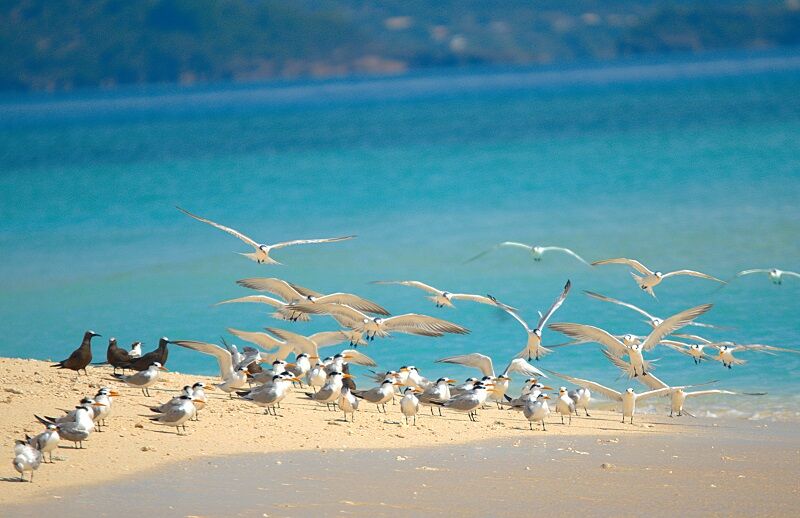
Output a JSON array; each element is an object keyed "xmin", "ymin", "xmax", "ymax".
[
  {"xmin": 177, "ymin": 206, "xmax": 354, "ymax": 264},
  {"xmin": 467, "ymin": 242, "xmax": 590, "ymax": 265},
  {"xmin": 592, "ymin": 257, "xmax": 724, "ymax": 297},
  {"xmin": 235, "ymin": 277, "xmax": 389, "ymax": 315},
  {"xmin": 371, "ymin": 280, "xmax": 514, "ymax": 309},
  {"xmin": 170, "ymin": 340, "xmax": 255, "ymax": 393},
  {"xmin": 734, "ymin": 268, "xmax": 800, "ymax": 285},
  {"xmin": 584, "ymin": 291, "xmax": 722, "ymax": 329},
  {"xmin": 634, "ymin": 373, "xmax": 761, "ymax": 417}
]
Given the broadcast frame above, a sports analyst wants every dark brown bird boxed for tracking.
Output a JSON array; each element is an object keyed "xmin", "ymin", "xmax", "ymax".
[
  {"xmin": 124, "ymin": 337, "xmax": 169, "ymax": 371},
  {"xmin": 106, "ymin": 337, "xmax": 132, "ymax": 375},
  {"xmin": 51, "ymin": 330, "xmax": 101, "ymax": 375}
]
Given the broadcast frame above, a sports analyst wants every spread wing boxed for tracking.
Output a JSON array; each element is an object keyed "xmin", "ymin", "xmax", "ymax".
[
  {"xmin": 684, "ymin": 389, "xmax": 738, "ymax": 398},
  {"xmin": 285, "ymin": 302, "xmax": 368, "ymax": 328},
  {"xmin": 371, "ymin": 280, "xmax": 441, "ymax": 295},
  {"xmin": 312, "ymin": 293, "xmax": 390, "ymax": 315},
  {"xmin": 465, "ymin": 241, "xmax": 532, "ymax": 262},
  {"xmin": 661, "ymin": 270, "xmax": 725, "ymax": 283},
  {"xmin": 591, "ymin": 257, "xmax": 652, "ymax": 275},
  {"xmin": 308, "ymin": 331, "xmax": 352, "ymax": 348},
  {"xmin": 548, "ymin": 322, "xmax": 627, "ymax": 356},
  {"xmin": 235, "ymin": 278, "xmax": 307, "ymax": 301},
  {"xmin": 584, "ymin": 291, "xmax": 656, "ymax": 321},
  {"xmin": 546, "ymin": 370, "xmax": 623, "ymax": 401},
  {"xmin": 537, "ymin": 280, "xmax": 571, "ymax": 329},
  {"xmin": 226, "ymin": 328, "xmax": 283, "ymax": 351},
  {"xmin": 501, "ymin": 358, "xmax": 546, "ymax": 378},
  {"xmin": 538, "ymin": 247, "xmax": 590, "ymax": 265},
  {"xmin": 171, "ymin": 340, "xmax": 233, "ymax": 379},
  {"xmin": 260, "ymin": 327, "xmax": 315, "ymax": 355},
  {"xmin": 449, "ymin": 293, "xmax": 512, "ymax": 308},
  {"xmin": 636, "ymin": 387, "xmax": 678, "ymax": 402},
  {"xmin": 496, "ymin": 304, "xmax": 532, "ymax": 332},
  {"xmin": 269, "ymin": 236, "xmax": 355, "ymax": 249},
  {"xmin": 177, "ymin": 207, "xmax": 259, "ymax": 249},
  {"xmin": 636, "ymin": 372, "xmax": 669, "ymax": 391},
  {"xmin": 672, "ymin": 333, "xmax": 713, "ymax": 344},
  {"xmin": 436, "ymin": 353, "xmax": 494, "ymax": 377},
  {"xmin": 342, "ymin": 349, "xmax": 377, "ymax": 367},
  {"xmin": 736, "ymin": 269, "xmax": 770, "ymax": 277},
  {"xmin": 215, "ymin": 295, "xmax": 284, "ymax": 308},
  {"xmin": 641, "ymin": 304, "xmax": 713, "ymax": 351},
  {"xmin": 601, "ymin": 349, "xmax": 650, "ymax": 379},
  {"xmin": 383, "ymin": 314, "xmax": 470, "ymax": 335}
]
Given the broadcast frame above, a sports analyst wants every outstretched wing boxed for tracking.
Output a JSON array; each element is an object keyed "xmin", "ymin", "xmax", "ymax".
[
  {"xmin": 601, "ymin": 349, "xmax": 649, "ymax": 379},
  {"xmin": 539, "ymin": 247, "xmax": 590, "ymax": 265},
  {"xmin": 341, "ymin": 349, "xmax": 377, "ymax": 367},
  {"xmin": 736, "ymin": 269, "xmax": 770, "ymax": 277},
  {"xmin": 548, "ymin": 322, "xmax": 627, "ymax": 356},
  {"xmin": 383, "ymin": 314, "xmax": 470, "ymax": 335},
  {"xmin": 313, "ymin": 293, "xmax": 390, "ymax": 315},
  {"xmin": 177, "ymin": 207, "xmax": 259, "ymax": 249},
  {"xmin": 591, "ymin": 257, "xmax": 653, "ymax": 275},
  {"xmin": 215, "ymin": 295, "xmax": 284, "ymax": 308},
  {"xmin": 584, "ymin": 290, "xmax": 656, "ymax": 321},
  {"xmin": 537, "ymin": 280, "xmax": 571, "ymax": 329},
  {"xmin": 661, "ymin": 270, "xmax": 725, "ymax": 283},
  {"xmin": 449, "ymin": 293, "xmax": 511, "ymax": 307},
  {"xmin": 269, "ymin": 236, "xmax": 355, "ymax": 249},
  {"xmin": 171, "ymin": 340, "xmax": 233, "ymax": 379},
  {"xmin": 226, "ymin": 328, "xmax": 282, "ymax": 351},
  {"xmin": 641, "ymin": 304, "xmax": 713, "ymax": 351},
  {"xmin": 465, "ymin": 241, "xmax": 532, "ymax": 263},
  {"xmin": 235, "ymin": 278, "xmax": 307, "ymax": 301},
  {"xmin": 285, "ymin": 302, "xmax": 368, "ymax": 328},
  {"xmin": 501, "ymin": 358, "xmax": 546, "ymax": 378},
  {"xmin": 436, "ymin": 353, "xmax": 494, "ymax": 377},
  {"xmin": 545, "ymin": 370, "xmax": 623, "ymax": 401},
  {"xmin": 371, "ymin": 280, "xmax": 441, "ymax": 295}
]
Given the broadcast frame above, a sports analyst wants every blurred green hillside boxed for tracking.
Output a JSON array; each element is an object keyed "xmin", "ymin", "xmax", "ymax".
[{"xmin": 2, "ymin": 0, "xmax": 799, "ymax": 91}]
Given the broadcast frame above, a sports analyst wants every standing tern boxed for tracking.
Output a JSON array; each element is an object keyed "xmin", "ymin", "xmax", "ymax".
[
  {"xmin": 554, "ymin": 387, "xmax": 576, "ymax": 424},
  {"xmin": 584, "ymin": 291, "xmax": 722, "ymax": 329},
  {"xmin": 430, "ymin": 381, "xmax": 493, "ymax": 422},
  {"xmin": 284, "ymin": 302, "xmax": 469, "ymax": 342},
  {"xmin": 371, "ymin": 280, "xmax": 514, "ymax": 309},
  {"xmin": 734, "ymin": 268, "xmax": 800, "ymax": 285},
  {"xmin": 546, "ymin": 371, "xmax": 687, "ymax": 424},
  {"xmin": 549, "ymin": 303, "xmax": 713, "ymax": 377},
  {"xmin": 35, "ymin": 403, "xmax": 104, "ymax": 448},
  {"xmin": 27, "ymin": 424, "xmax": 59, "ymax": 463},
  {"xmin": 339, "ymin": 386, "xmax": 360, "ymax": 421},
  {"xmin": 592, "ymin": 257, "xmax": 724, "ymax": 297},
  {"xmin": 496, "ymin": 280, "xmax": 572, "ymax": 360},
  {"xmin": 235, "ymin": 277, "xmax": 389, "ymax": 315},
  {"xmin": 51, "ymin": 330, "xmax": 101, "ymax": 376},
  {"xmin": 568, "ymin": 387, "xmax": 592, "ymax": 416},
  {"xmin": 305, "ymin": 372, "xmax": 351, "ymax": 410},
  {"xmin": 149, "ymin": 395, "xmax": 196, "ymax": 433},
  {"xmin": 503, "ymin": 393, "xmax": 552, "ymax": 431},
  {"xmin": 418, "ymin": 378, "xmax": 455, "ymax": 416},
  {"xmin": 466, "ymin": 242, "xmax": 590, "ymax": 265},
  {"xmin": 399, "ymin": 387, "xmax": 423, "ymax": 425},
  {"xmin": 12, "ymin": 440, "xmax": 42, "ymax": 482},
  {"xmin": 111, "ymin": 362, "xmax": 167, "ymax": 396},
  {"xmin": 238, "ymin": 374, "xmax": 299, "ymax": 415},
  {"xmin": 353, "ymin": 379, "xmax": 396, "ymax": 413},
  {"xmin": 177, "ymin": 206, "xmax": 354, "ymax": 264},
  {"xmin": 129, "ymin": 341, "xmax": 142, "ymax": 358}
]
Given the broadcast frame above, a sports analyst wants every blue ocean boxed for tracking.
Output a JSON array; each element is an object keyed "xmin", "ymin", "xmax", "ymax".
[{"xmin": 2, "ymin": 51, "xmax": 799, "ymax": 420}]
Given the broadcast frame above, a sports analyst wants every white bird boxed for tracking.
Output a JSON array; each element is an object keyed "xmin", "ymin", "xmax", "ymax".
[
  {"xmin": 399, "ymin": 387, "xmax": 422, "ymax": 425},
  {"xmin": 467, "ymin": 242, "xmax": 590, "ymax": 265},
  {"xmin": 230, "ymin": 277, "xmax": 390, "ymax": 316},
  {"xmin": 634, "ymin": 373, "xmax": 759, "ymax": 417},
  {"xmin": 338, "ymin": 386, "xmax": 360, "ymax": 422},
  {"xmin": 149, "ymin": 395, "xmax": 196, "ymax": 433},
  {"xmin": 435, "ymin": 353, "xmax": 545, "ymax": 405},
  {"xmin": 111, "ymin": 362, "xmax": 167, "ymax": 397},
  {"xmin": 308, "ymin": 361, "xmax": 329, "ymax": 393},
  {"xmin": 734, "ymin": 268, "xmax": 800, "ymax": 285},
  {"xmin": 584, "ymin": 290, "xmax": 722, "ymax": 329},
  {"xmin": 660, "ymin": 338, "xmax": 714, "ymax": 365},
  {"xmin": 568, "ymin": 387, "xmax": 592, "ymax": 417},
  {"xmin": 306, "ymin": 372, "xmax": 351, "ymax": 410},
  {"xmin": 547, "ymin": 371, "xmax": 686, "ymax": 424},
  {"xmin": 27, "ymin": 424, "xmax": 59, "ymax": 463},
  {"xmin": 431, "ymin": 381, "xmax": 493, "ymax": 422},
  {"xmin": 190, "ymin": 382, "xmax": 211, "ymax": 419},
  {"xmin": 150, "ymin": 386, "xmax": 193, "ymax": 413},
  {"xmin": 177, "ymin": 206, "xmax": 354, "ymax": 264},
  {"xmin": 504, "ymin": 393, "xmax": 551, "ymax": 431},
  {"xmin": 128, "ymin": 341, "xmax": 142, "ymax": 358},
  {"xmin": 554, "ymin": 387, "xmax": 576, "ymax": 424},
  {"xmin": 592, "ymin": 257, "xmax": 724, "ymax": 297},
  {"xmin": 92, "ymin": 387, "xmax": 119, "ymax": 430},
  {"xmin": 34, "ymin": 404, "xmax": 103, "ymax": 448},
  {"xmin": 217, "ymin": 294, "xmax": 313, "ymax": 322},
  {"xmin": 353, "ymin": 379, "xmax": 396, "ymax": 413},
  {"xmin": 238, "ymin": 374, "xmax": 299, "ymax": 416},
  {"xmin": 712, "ymin": 342, "xmax": 800, "ymax": 369},
  {"xmin": 371, "ymin": 280, "xmax": 514, "ymax": 309},
  {"xmin": 284, "ymin": 302, "xmax": 470, "ymax": 342},
  {"xmin": 170, "ymin": 340, "xmax": 254, "ymax": 394},
  {"xmin": 418, "ymin": 377, "xmax": 455, "ymax": 416},
  {"xmin": 12, "ymin": 440, "xmax": 42, "ymax": 482},
  {"xmin": 496, "ymin": 280, "xmax": 572, "ymax": 360},
  {"xmin": 549, "ymin": 303, "xmax": 713, "ymax": 377}
]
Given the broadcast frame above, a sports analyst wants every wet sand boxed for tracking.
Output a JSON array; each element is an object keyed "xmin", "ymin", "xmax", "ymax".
[{"xmin": 2, "ymin": 358, "xmax": 797, "ymax": 516}]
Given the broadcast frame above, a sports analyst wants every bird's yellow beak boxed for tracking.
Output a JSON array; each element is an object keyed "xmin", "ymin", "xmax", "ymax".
[
  {"xmin": 204, "ymin": 386, "xmax": 215, "ymax": 390},
  {"xmin": 92, "ymin": 402, "xmax": 107, "ymax": 407},
  {"xmin": 290, "ymin": 377, "xmax": 301, "ymax": 383},
  {"xmin": 543, "ymin": 395, "xmax": 551, "ymax": 400},
  {"xmin": 393, "ymin": 382, "xmax": 405, "ymax": 387},
  {"xmin": 309, "ymin": 355, "xmax": 319, "ymax": 360},
  {"xmin": 109, "ymin": 391, "xmax": 121, "ymax": 397},
  {"xmin": 446, "ymin": 379, "xmax": 456, "ymax": 384},
  {"xmin": 159, "ymin": 366, "xmax": 169, "ymax": 371},
  {"xmin": 285, "ymin": 363, "xmax": 296, "ymax": 368},
  {"xmin": 541, "ymin": 386, "xmax": 553, "ymax": 390},
  {"xmin": 342, "ymin": 374, "xmax": 353, "ymax": 379}
]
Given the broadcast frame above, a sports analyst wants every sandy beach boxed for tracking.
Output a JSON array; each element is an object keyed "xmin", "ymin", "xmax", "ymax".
[{"xmin": 2, "ymin": 357, "xmax": 797, "ymax": 516}]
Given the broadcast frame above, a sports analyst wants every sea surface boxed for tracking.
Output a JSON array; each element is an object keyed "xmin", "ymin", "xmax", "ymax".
[{"xmin": 1, "ymin": 51, "xmax": 799, "ymax": 420}]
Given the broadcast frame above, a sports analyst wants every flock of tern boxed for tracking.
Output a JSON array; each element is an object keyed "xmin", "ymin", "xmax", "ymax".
[{"xmin": 11, "ymin": 207, "xmax": 798, "ymax": 482}]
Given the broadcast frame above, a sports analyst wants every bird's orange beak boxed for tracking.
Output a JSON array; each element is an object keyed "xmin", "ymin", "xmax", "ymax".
[{"xmin": 342, "ymin": 374, "xmax": 353, "ymax": 379}]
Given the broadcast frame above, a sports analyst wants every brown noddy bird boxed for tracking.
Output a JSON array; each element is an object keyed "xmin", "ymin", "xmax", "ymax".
[
  {"xmin": 124, "ymin": 337, "xmax": 169, "ymax": 371},
  {"xmin": 106, "ymin": 337, "xmax": 133, "ymax": 374},
  {"xmin": 51, "ymin": 330, "xmax": 101, "ymax": 375}
]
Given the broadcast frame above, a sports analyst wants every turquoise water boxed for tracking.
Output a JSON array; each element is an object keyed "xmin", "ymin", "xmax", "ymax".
[{"xmin": 2, "ymin": 52, "xmax": 799, "ymax": 420}]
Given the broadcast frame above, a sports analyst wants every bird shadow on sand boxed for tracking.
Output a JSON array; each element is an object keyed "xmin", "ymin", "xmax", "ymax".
[{"xmin": 0, "ymin": 476, "xmax": 28, "ymax": 483}]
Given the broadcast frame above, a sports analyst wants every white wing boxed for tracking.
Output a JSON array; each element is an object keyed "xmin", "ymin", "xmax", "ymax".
[
  {"xmin": 538, "ymin": 247, "xmax": 590, "ymax": 265},
  {"xmin": 171, "ymin": 340, "xmax": 233, "ymax": 379},
  {"xmin": 284, "ymin": 302, "xmax": 368, "ymax": 328},
  {"xmin": 226, "ymin": 328, "xmax": 283, "ymax": 351},
  {"xmin": 501, "ymin": 358, "xmax": 546, "ymax": 378},
  {"xmin": 371, "ymin": 280, "xmax": 442, "ymax": 295},
  {"xmin": 537, "ymin": 279, "xmax": 571, "ymax": 329},
  {"xmin": 465, "ymin": 241, "xmax": 532, "ymax": 262},
  {"xmin": 735, "ymin": 269, "xmax": 771, "ymax": 277},
  {"xmin": 449, "ymin": 293, "xmax": 510, "ymax": 307},
  {"xmin": 261, "ymin": 328, "xmax": 315, "ymax": 355},
  {"xmin": 235, "ymin": 278, "xmax": 306, "ymax": 301},
  {"xmin": 591, "ymin": 257, "xmax": 653, "ymax": 275},
  {"xmin": 546, "ymin": 371, "xmax": 623, "ymax": 401},
  {"xmin": 177, "ymin": 207, "xmax": 260, "ymax": 249},
  {"xmin": 601, "ymin": 349, "xmax": 651, "ymax": 379},
  {"xmin": 684, "ymin": 389, "xmax": 737, "ymax": 398},
  {"xmin": 782, "ymin": 271, "xmax": 800, "ymax": 278},
  {"xmin": 382, "ymin": 314, "xmax": 470, "ymax": 335},
  {"xmin": 672, "ymin": 333, "xmax": 713, "ymax": 344},
  {"xmin": 312, "ymin": 293, "xmax": 390, "ymax": 315},
  {"xmin": 584, "ymin": 290, "xmax": 656, "ymax": 321},
  {"xmin": 641, "ymin": 304, "xmax": 713, "ymax": 351},
  {"xmin": 661, "ymin": 270, "xmax": 725, "ymax": 283},
  {"xmin": 496, "ymin": 304, "xmax": 532, "ymax": 332},
  {"xmin": 436, "ymin": 353, "xmax": 495, "ymax": 377},
  {"xmin": 548, "ymin": 322, "xmax": 627, "ymax": 356},
  {"xmin": 636, "ymin": 387, "xmax": 679, "ymax": 402},
  {"xmin": 341, "ymin": 349, "xmax": 377, "ymax": 367},
  {"xmin": 215, "ymin": 295, "xmax": 284, "ymax": 308},
  {"xmin": 636, "ymin": 372, "xmax": 669, "ymax": 391},
  {"xmin": 308, "ymin": 331, "xmax": 352, "ymax": 348},
  {"xmin": 269, "ymin": 236, "xmax": 355, "ymax": 249}
]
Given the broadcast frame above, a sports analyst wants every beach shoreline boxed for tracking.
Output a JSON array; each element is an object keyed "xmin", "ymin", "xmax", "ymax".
[{"xmin": 0, "ymin": 356, "xmax": 742, "ymax": 507}]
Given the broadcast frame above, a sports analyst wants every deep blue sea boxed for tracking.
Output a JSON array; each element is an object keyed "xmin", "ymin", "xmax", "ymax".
[{"xmin": 2, "ymin": 51, "xmax": 799, "ymax": 420}]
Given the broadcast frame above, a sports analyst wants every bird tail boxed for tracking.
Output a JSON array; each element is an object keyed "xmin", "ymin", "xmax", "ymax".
[
  {"xmin": 50, "ymin": 363, "xmax": 63, "ymax": 368},
  {"xmin": 303, "ymin": 392, "xmax": 315, "ymax": 399},
  {"xmin": 237, "ymin": 252, "xmax": 260, "ymax": 262},
  {"xmin": 235, "ymin": 390, "xmax": 251, "ymax": 398},
  {"xmin": 34, "ymin": 415, "xmax": 55, "ymax": 426}
]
